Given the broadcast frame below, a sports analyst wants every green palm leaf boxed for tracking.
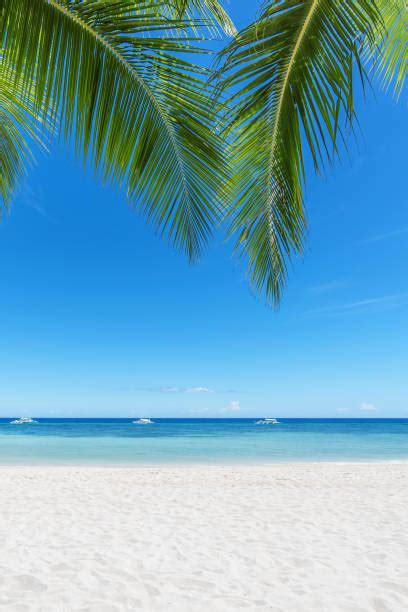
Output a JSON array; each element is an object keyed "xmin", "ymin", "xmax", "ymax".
[
  {"xmin": 373, "ymin": 0, "xmax": 407, "ymax": 97},
  {"xmin": 0, "ymin": 56, "xmax": 51, "ymax": 206},
  {"xmin": 217, "ymin": 0, "xmax": 381, "ymax": 304},
  {"xmin": 172, "ymin": 0, "xmax": 236, "ymax": 35},
  {"xmin": 1, "ymin": 0, "xmax": 234, "ymax": 260}
]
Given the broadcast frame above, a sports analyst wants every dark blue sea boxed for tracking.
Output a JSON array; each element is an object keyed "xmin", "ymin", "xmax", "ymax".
[{"xmin": 0, "ymin": 418, "xmax": 408, "ymax": 464}]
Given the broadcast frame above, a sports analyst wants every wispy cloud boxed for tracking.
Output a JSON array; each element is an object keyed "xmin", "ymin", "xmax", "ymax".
[
  {"xmin": 143, "ymin": 385, "xmax": 214, "ymax": 394},
  {"xmin": 309, "ymin": 280, "xmax": 348, "ymax": 294},
  {"xmin": 18, "ymin": 182, "xmax": 48, "ymax": 217},
  {"xmin": 158, "ymin": 386, "xmax": 183, "ymax": 393},
  {"xmin": 336, "ymin": 403, "xmax": 378, "ymax": 415},
  {"xmin": 360, "ymin": 402, "xmax": 377, "ymax": 413},
  {"xmin": 185, "ymin": 386, "xmax": 214, "ymax": 394},
  {"xmin": 220, "ymin": 400, "xmax": 241, "ymax": 414},
  {"xmin": 307, "ymin": 293, "xmax": 408, "ymax": 317},
  {"xmin": 358, "ymin": 226, "xmax": 408, "ymax": 245},
  {"xmin": 125, "ymin": 385, "xmax": 240, "ymax": 395}
]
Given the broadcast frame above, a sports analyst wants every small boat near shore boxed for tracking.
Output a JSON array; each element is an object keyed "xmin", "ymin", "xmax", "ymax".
[
  {"xmin": 10, "ymin": 417, "xmax": 39, "ymax": 424},
  {"xmin": 133, "ymin": 418, "xmax": 154, "ymax": 424},
  {"xmin": 255, "ymin": 418, "xmax": 280, "ymax": 425}
]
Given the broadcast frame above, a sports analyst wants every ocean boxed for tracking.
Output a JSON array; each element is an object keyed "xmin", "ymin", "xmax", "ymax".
[{"xmin": 0, "ymin": 418, "xmax": 408, "ymax": 465}]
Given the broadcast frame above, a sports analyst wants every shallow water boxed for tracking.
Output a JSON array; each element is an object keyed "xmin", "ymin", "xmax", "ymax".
[{"xmin": 0, "ymin": 418, "xmax": 408, "ymax": 464}]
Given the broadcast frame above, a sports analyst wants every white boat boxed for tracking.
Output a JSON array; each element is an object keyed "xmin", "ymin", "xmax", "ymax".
[
  {"xmin": 132, "ymin": 418, "xmax": 154, "ymax": 424},
  {"xmin": 10, "ymin": 417, "xmax": 38, "ymax": 424},
  {"xmin": 255, "ymin": 418, "xmax": 280, "ymax": 425}
]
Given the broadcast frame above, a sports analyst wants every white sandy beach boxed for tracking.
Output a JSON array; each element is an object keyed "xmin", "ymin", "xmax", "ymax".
[{"xmin": 1, "ymin": 463, "xmax": 408, "ymax": 612}]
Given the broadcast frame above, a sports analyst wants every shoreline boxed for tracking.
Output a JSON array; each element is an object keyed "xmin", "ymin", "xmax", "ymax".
[{"xmin": 1, "ymin": 457, "xmax": 408, "ymax": 469}]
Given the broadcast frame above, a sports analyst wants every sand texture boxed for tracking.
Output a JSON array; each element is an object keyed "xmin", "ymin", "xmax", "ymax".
[{"xmin": 0, "ymin": 463, "xmax": 408, "ymax": 611}]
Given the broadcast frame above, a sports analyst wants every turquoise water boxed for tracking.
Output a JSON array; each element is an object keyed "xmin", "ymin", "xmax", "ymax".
[{"xmin": 0, "ymin": 418, "xmax": 408, "ymax": 465}]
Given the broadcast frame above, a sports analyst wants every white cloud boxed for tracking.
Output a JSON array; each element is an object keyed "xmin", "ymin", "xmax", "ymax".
[
  {"xmin": 360, "ymin": 402, "xmax": 377, "ymax": 412},
  {"xmin": 221, "ymin": 400, "xmax": 241, "ymax": 413},
  {"xmin": 185, "ymin": 386, "xmax": 214, "ymax": 394}
]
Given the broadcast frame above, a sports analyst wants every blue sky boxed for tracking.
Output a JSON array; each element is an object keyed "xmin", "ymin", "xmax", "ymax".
[{"xmin": 1, "ymin": 1, "xmax": 407, "ymax": 418}]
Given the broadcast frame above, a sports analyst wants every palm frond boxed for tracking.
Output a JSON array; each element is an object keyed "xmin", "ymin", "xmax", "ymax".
[
  {"xmin": 1, "ymin": 0, "xmax": 233, "ymax": 259},
  {"xmin": 171, "ymin": 0, "xmax": 237, "ymax": 36},
  {"xmin": 373, "ymin": 0, "xmax": 407, "ymax": 97},
  {"xmin": 216, "ymin": 0, "xmax": 381, "ymax": 304},
  {"xmin": 0, "ymin": 56, "xmax": 50, "ymax": 206}
]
